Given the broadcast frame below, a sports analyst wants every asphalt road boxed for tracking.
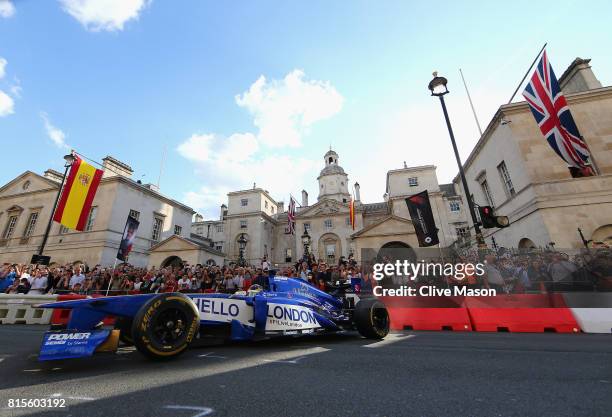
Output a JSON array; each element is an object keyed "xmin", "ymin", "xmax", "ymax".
[{"xmin": 0, "ymin": 326, "xmax": 610, "ymax": 417}]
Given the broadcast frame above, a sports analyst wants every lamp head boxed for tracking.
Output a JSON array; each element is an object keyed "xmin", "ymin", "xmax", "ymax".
[{"xmin": 428, "ymin": 71, "xmax": 449, "ymax": 96}]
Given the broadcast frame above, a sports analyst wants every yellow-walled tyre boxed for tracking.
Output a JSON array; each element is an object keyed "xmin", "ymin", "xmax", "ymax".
[
  {"xmin": 131, "ymin": 293, "xmax": 199, "ymax": 360},
  {"xmin": 354, "ymin": 298, "xmax": 390, "ymax": 339}
]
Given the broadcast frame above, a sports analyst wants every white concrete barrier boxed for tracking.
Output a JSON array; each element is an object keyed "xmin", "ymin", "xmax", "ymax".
[
  {"xmin": 562, "ymin": 293, "xmax": 612, "ymax": 334},
  {"xmin": 0, "ymin": 294, "xmax": 58, "ymax": 325}
]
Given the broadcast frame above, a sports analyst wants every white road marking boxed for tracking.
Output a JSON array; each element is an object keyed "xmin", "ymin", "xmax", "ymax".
[
  {"xmin": 198, "ymin": 352, "xmax": 227, "ymax": 359},
  {"xmin": 22, "ymin": 369, "xmax": 42, "ymax": 372},
  {"xmin": 0, "ymin": 346, "xmax": 331, "ymax": 416},
  {"xmin": 263, "ymin": 355, "xmax": 307, "ymax": 364},
  {"xmin": 363, "ymin": 334, "xmax": 415, "ymax": 348},
  {"xmin": 164, "ymin": 405, "xmax": 214, "ymax": 417},
  {"xmin": 51, "ymin": 393, "xmax": 95, "ymax": 401}
]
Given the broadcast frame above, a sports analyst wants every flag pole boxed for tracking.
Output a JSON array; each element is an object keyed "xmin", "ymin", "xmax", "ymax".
[
  {"xmin": 459, "ymin": 68, "xmax": 483, "ymax": 136},
  {"xmin": 105, "ymin": 258, "xmax": 119, "ymax": 296},
  {"xmin": 507, "ymin": 42, "xmax": 547, "ymax": 104}
]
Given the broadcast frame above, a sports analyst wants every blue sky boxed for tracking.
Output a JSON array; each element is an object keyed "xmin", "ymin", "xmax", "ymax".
[{"xmin": 1, "ymin": 0, "xmax": 610, "ymax": 218}]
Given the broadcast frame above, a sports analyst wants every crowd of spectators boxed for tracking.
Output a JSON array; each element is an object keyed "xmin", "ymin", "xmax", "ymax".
[
  {"xmin": 375, "ymin": 247, "xmax": 612, "ymax": 293},
  {"xmin": 1, "ymin": 248, "xmax": 610, "ymax": 297},
  {"xmin": 0, "ymin": 253, "xmax": 364, "ymax": 296}
]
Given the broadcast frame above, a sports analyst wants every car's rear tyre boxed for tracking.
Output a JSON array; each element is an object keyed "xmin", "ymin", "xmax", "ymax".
[
  {"xmin": 354, "ymin": 298, "xmax": 390, "ymax": 339},
  {"xmin": 131, "ymin": 293, "xmax": 199, "ymax": 360},
  {"xmin": 114, "ymin": 317, "xmax": 134, "ymax": 346}
]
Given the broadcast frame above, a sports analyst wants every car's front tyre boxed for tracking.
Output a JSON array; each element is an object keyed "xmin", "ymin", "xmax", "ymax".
[
  {"xmin": 354, "ymin": 298, "xmax": 390, "ymax": 339},
  {"xmin": 131, "ymin": 293, "xmax": 199, "ymax": 360}
]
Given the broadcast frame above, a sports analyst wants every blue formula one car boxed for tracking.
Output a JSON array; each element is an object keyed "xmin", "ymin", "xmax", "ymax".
[{"xmin": 37, "ymin": 276, "xmax": 390, "ymax": 361}]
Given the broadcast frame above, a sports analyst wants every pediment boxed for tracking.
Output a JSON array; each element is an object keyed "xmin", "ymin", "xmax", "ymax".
[
  {"xmin": 298, "ymin": 199, "xmax": 348, "ymax": 217},
  {"xmin": 352, "ymin": 215, "xmax": 415, "ymax": 238},
  {"xmin": 149, "ymin": 235, "xmax": 198, "ymax": 252},
  {"xmin": 0, "ymin": 171, "xmax": 59, "ymax": 198}
]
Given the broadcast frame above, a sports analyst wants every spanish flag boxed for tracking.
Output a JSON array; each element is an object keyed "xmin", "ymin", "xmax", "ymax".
[
  {"xmin": 349, "ymin": 197, "xmax": 355, "ymax": 230},
  {"xmin": 53, "ymin": 156, "xmax": 104, "ymax": 231}
]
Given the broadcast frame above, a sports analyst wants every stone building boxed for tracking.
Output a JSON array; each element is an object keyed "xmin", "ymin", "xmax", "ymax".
[
  {"xmin": 452, "ymin": 57, "xmax": 612, "ymax": 250},
  {"xmin": 192, "ymin": 150, "xmax": 470, "ymax": 265},
  {"xmin": 0, "ymin": 156, "xmax": 209, "ymax": 267}
]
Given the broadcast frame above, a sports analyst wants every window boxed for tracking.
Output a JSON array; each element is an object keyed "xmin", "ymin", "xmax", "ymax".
[
  {"xmin": 174, "ymin": 225, "xmax": 182, "ymax": 235},
  {"xmin": 326, "ymin": 244, "xmax": 336, "ymax": 262},
  {"xmin": 480, "ymin": 179, "xmax": 495, "ymax": 208},
  {"xmin": 342, "ymin": 198, "xmax": 347, "ymax": 203},
  {"xmin": 129, "ymin": 209, "xmax": 140, "ymax": 221},
  {"xmin": 449, "ymin": 201, "xmax": 460, "ymax": 212},
  {"xmin": 265, "ymin": 201, "xmax": 268, "ymax": 209},
  {"xmin": 241, "ymin": 198, "xmax": 248, "ymax": 207},
  {"xmin": 24, "ymin": 212, "xmax": 39, "ymax": 237},
  {"xmin": 3, "ymin": 215, "xmax": 18, "ymax": 239},
  {"xmin": 215, "ymin": 244, "xmax": 223, "ymax": 251},
  {"xmin": 408, "ymin": 177, "xmax": 418, "ymax": 187},
  {"xmin": 304, "ymin": 222, "xmax": 311, "ymax": 232},
  {"xmin": 152, "ymin": 217, "xmax": 163, "ymax": 242},
  {"xmin": 324, "ymin": 219, "xmax": 333, "ymax": 229},
  {"xmin": 497, "ymin": 161, "xmax": 516, "ymax": 197},
  {"xmin": 271, "ymin": 207, "xmax": 275, "ymax": 214},
  {"xmin": 85, "ymin": 207, "xmax": 97, "ymax": 232},
  {"xmin": 240, "ymin": 220, "xmax": 247, "ymax": 229},
  {"xmin": 216, "ymin": 224, "xmax": 224, "ymax": 233},
  {"xmin": 59, "ymin": 225, "xmax": 69, "ymax": 235},
  {"xmin": 456, "ymin": 226, "xmax": 470, "ymax": 239}
]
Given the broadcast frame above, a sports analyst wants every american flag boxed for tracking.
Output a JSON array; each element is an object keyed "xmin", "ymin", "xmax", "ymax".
[
  {"xmin": 286, "ymin": 196, "xmax": 296, "ymax": 235},
  {"xmin": 522, "ymin": 50, "xmax": 591, "ymax": 168}
]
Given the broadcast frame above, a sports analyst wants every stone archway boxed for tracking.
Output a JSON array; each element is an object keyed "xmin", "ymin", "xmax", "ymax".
[
  {"xmin": 161, "ymin": 255, "xmax": 183, "ymax": 268},
  {"xmin": 318, "ymin": 233, "xmax": 342, "ymax": 265},
  {"xmin": 377, "ymin": 241, "xmax": 416, "ymax": 263},
  {"xmin": 591, "ymin": 225, "xmax": 612, "ymax": 246},
  {"xmin": 518, "ymin": 238, "xmax": 536, "ymax": 249}
]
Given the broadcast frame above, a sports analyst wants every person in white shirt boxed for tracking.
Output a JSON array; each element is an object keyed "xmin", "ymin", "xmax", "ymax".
[
  {"xmin": 29, "ymin": 270, "xmax": 48, "ymax": 294},
  {"xmin": 69, "ymin": 267, "xmax": 85, "ymax": 289},
  {"xmin": 177, "ymin": 275, "xmax": 191, "ymax": 291},
  {"xmin": 233, "ymin": 268, "xmax": 245, "ymax": 291}
]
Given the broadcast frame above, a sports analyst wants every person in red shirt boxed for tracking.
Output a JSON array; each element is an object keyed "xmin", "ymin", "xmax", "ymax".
[{"xmin": 163, "ymin": 274, "xmax": 178, "ymax": 293}]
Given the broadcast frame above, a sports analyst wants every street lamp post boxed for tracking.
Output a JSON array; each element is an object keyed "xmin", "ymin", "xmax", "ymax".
[
  {"xmin": 301, "ymin": 227, "xmax": 311, "ymax": 261},
  {"xmin": 237, "ymin": 233, "xmax": 247, "ymax": 266},
  {"xmin": 33, "ymin": 153, "xmax": 76, "ymax": 264},
  {"xmin": 428, "ymin": 72, "xmax": 486, "ymax": 248}
]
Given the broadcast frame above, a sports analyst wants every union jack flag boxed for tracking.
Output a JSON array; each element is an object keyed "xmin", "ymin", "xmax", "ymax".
[
  {"xmin": 286, "ymin": 196, "xmax": 296, "ymax": 235},
  {"xmin": 522, "ymin": 50, "xmax": 591, "ymax": 168}
]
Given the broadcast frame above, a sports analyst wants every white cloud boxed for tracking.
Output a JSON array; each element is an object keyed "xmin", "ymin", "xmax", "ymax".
[
  {"xmin": 59, "ymin": 0, "xmax": 150, "ymax": 31},
  {"xmin": 0, "ymin": 57, "xmax": 7, "ymax": 79},
  {"xmin": 0, "ymin": 0, "xmax": 15, "ymax": 18},
  {"xmin": 0, "ymin": 90, "xmax": 14, "ymax": 116},
  {"xmin": 235, "ymin": 69, "xmax": 344, "ymax": 148},
  {"xmin": 177, "ymin": 132, "xmax": 318, "ymax": 217},
  {"xmin": 41, "ymin": 112, "xmax": 70, "ymax": 149}
]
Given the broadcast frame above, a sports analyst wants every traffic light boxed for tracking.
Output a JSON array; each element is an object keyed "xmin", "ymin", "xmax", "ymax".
[{"xmin": 478, "ymin": 206, "xmax": 510, "ymax": 229}]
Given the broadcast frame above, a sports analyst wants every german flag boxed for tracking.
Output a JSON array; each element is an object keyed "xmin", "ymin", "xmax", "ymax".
[
  {"xmin": 53, "ymin": 156, "xmax": 104, "ymax": 231},
  {"xmin": 349, "ymin": 197, "xmax": 355, "ymax": 230}
]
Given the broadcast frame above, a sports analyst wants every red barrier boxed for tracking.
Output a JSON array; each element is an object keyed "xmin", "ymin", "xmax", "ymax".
[
  {"xmin": 379, "ymin": 296, "xmax": 472, "ymax": 331},
  {"xmin": 464, "ymin": 294, "xmax": 580, "ymax": 333},
  {"xmin": 50, "ymin": 294, "xmax": 115, "ymax": 327}
]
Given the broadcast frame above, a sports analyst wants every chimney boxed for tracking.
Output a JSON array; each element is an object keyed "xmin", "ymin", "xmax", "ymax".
[
  {"xmin": 44, "ymin": 169, "xmax": 64, "ymax": 183},
  {"xmin": 301, "ymin": 190, "xmax": 308, "ymax": 207},
  {"xmin": 220, "ymin": 204, "xmax": 227, "ymax": 221},
  {"xmin": 559, "ymin": 58, "xmax": 602, "ymax": 94},
  {"xmin": 354, "ymin": 182, "xmax": 361, "ymax": 201},
  {"xmin": 102, "ymin": 156, "xmax": 133, "ymax": 179},
  {"xmin": 278, "ymin": 201, "xmax": 285, "ymax": 213}
]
